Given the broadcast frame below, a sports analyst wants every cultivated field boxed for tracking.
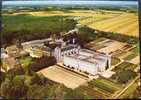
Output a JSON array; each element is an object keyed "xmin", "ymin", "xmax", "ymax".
[
  {"xmin": 87, "ymin": 13, "xmax": 139, "ymax": 37},
  {"xmin": 3, "ymin": 9, "xmax": 139, "ymax": 37}
]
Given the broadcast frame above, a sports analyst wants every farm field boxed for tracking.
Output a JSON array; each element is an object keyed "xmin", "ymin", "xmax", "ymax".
[
  {"xmin": 88, "ymin": 77, "xmax": 121, "ymax": 94},
  {"xmin": 3, "ymin": 10, "xmax": 119, "ymax": 17},
  {"xmin": 2, "ymin": 9, "xmax": 139, "ymax": 46},
  {"xmin": 87, "ymin": 13, "xmax": 139, "ymax": 37}
]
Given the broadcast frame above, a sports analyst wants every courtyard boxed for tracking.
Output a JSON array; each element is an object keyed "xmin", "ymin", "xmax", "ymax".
[{"xmin": 38, "ymin": 65, "xmax": 90, "ymax": 89}]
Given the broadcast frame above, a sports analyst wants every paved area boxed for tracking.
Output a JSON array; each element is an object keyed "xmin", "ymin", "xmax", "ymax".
[{"xmin": 38, "ymin": 65, "xmax": 89, "ymax": 89}]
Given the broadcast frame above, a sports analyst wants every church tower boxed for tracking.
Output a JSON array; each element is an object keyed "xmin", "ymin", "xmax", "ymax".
[{"xmin": 54, "ymin": 46, "xmax": 61, "ymax": 63}]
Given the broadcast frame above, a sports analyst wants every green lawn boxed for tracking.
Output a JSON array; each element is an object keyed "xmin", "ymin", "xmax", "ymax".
[{"xmin": 3, "ymin": 15, "xmax": 76, "ymax": 33}]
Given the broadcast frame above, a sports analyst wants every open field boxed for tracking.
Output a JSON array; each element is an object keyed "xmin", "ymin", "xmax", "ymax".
[
  {"xmin": 88, "ymin": 13, "xmax": 139, "ymax": 37},
  {"xmin": 3, "ymin": 10, "xmax": 119, "ymax": 17},
  {"xmin": 2, "ymin": 9, "xmax": 139, "ymax": 46},
  {"xmin": 38, "ymin": 65, "xmax": 89, "ymax": 89},
  {"xmin": 4, "ymin": 10, "xmax": 139, "ymax": 37},
  {"xmin": 2, "ymin": 15, "xmax": 76, "ymax": 32}
]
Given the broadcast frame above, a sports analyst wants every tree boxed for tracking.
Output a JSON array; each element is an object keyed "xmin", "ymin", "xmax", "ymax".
[
  {"xmin": 117, "ymin": 69, "xmax": 137, "ymax": 84},
  {"xmin": 20, "ymin": 57, "xmax": 33, "ymax": 75}
]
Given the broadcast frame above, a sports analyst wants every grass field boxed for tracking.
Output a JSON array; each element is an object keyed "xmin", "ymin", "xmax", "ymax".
[
  {"xmin": 2, "ymin": 14, "xmax": 77, "ymax": 45},
  {"xmin": 2, "ymin": 15, "xmax": 76, "ymax": 33}
]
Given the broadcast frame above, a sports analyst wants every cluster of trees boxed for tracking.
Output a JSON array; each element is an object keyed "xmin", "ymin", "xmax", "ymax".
[
  {"xmin": 76, "ymin": 26, "xmax": 96, "ymax": 47},
  {"xmin": 77, "ymin": 26, "xmax": 138, "ymax": 45},
  {"xmin": 117, "ymin": 69, "xmax": 137, "ymax": 84},
  {"xmin": 29, "ymin": 56, "xmax": 56, "ymax": 72},
  {"xmin": 97, "ymin": 31, "xmax": 138, "ymax": 44},
  {"xmin": 0, "ymin": 66, "xmax": 87, "ymax": 99},
  {"xmin": 111, "ymin": 69, "xmax": 137, "ymax": 84},
  {"xmin": 111, "ymin": 62, "xmax": 138, "ymax": 84}
]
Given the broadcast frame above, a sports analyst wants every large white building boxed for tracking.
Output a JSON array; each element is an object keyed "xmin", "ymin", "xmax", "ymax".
[{"xmin": 53, "ymin": 43, "xmax": 111, "ymax": 76}]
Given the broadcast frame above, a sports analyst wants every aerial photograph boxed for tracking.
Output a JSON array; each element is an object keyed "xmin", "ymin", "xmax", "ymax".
[{"xmin": 0, "ymin": 0, "xmax": 140, "ymax": 99}]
